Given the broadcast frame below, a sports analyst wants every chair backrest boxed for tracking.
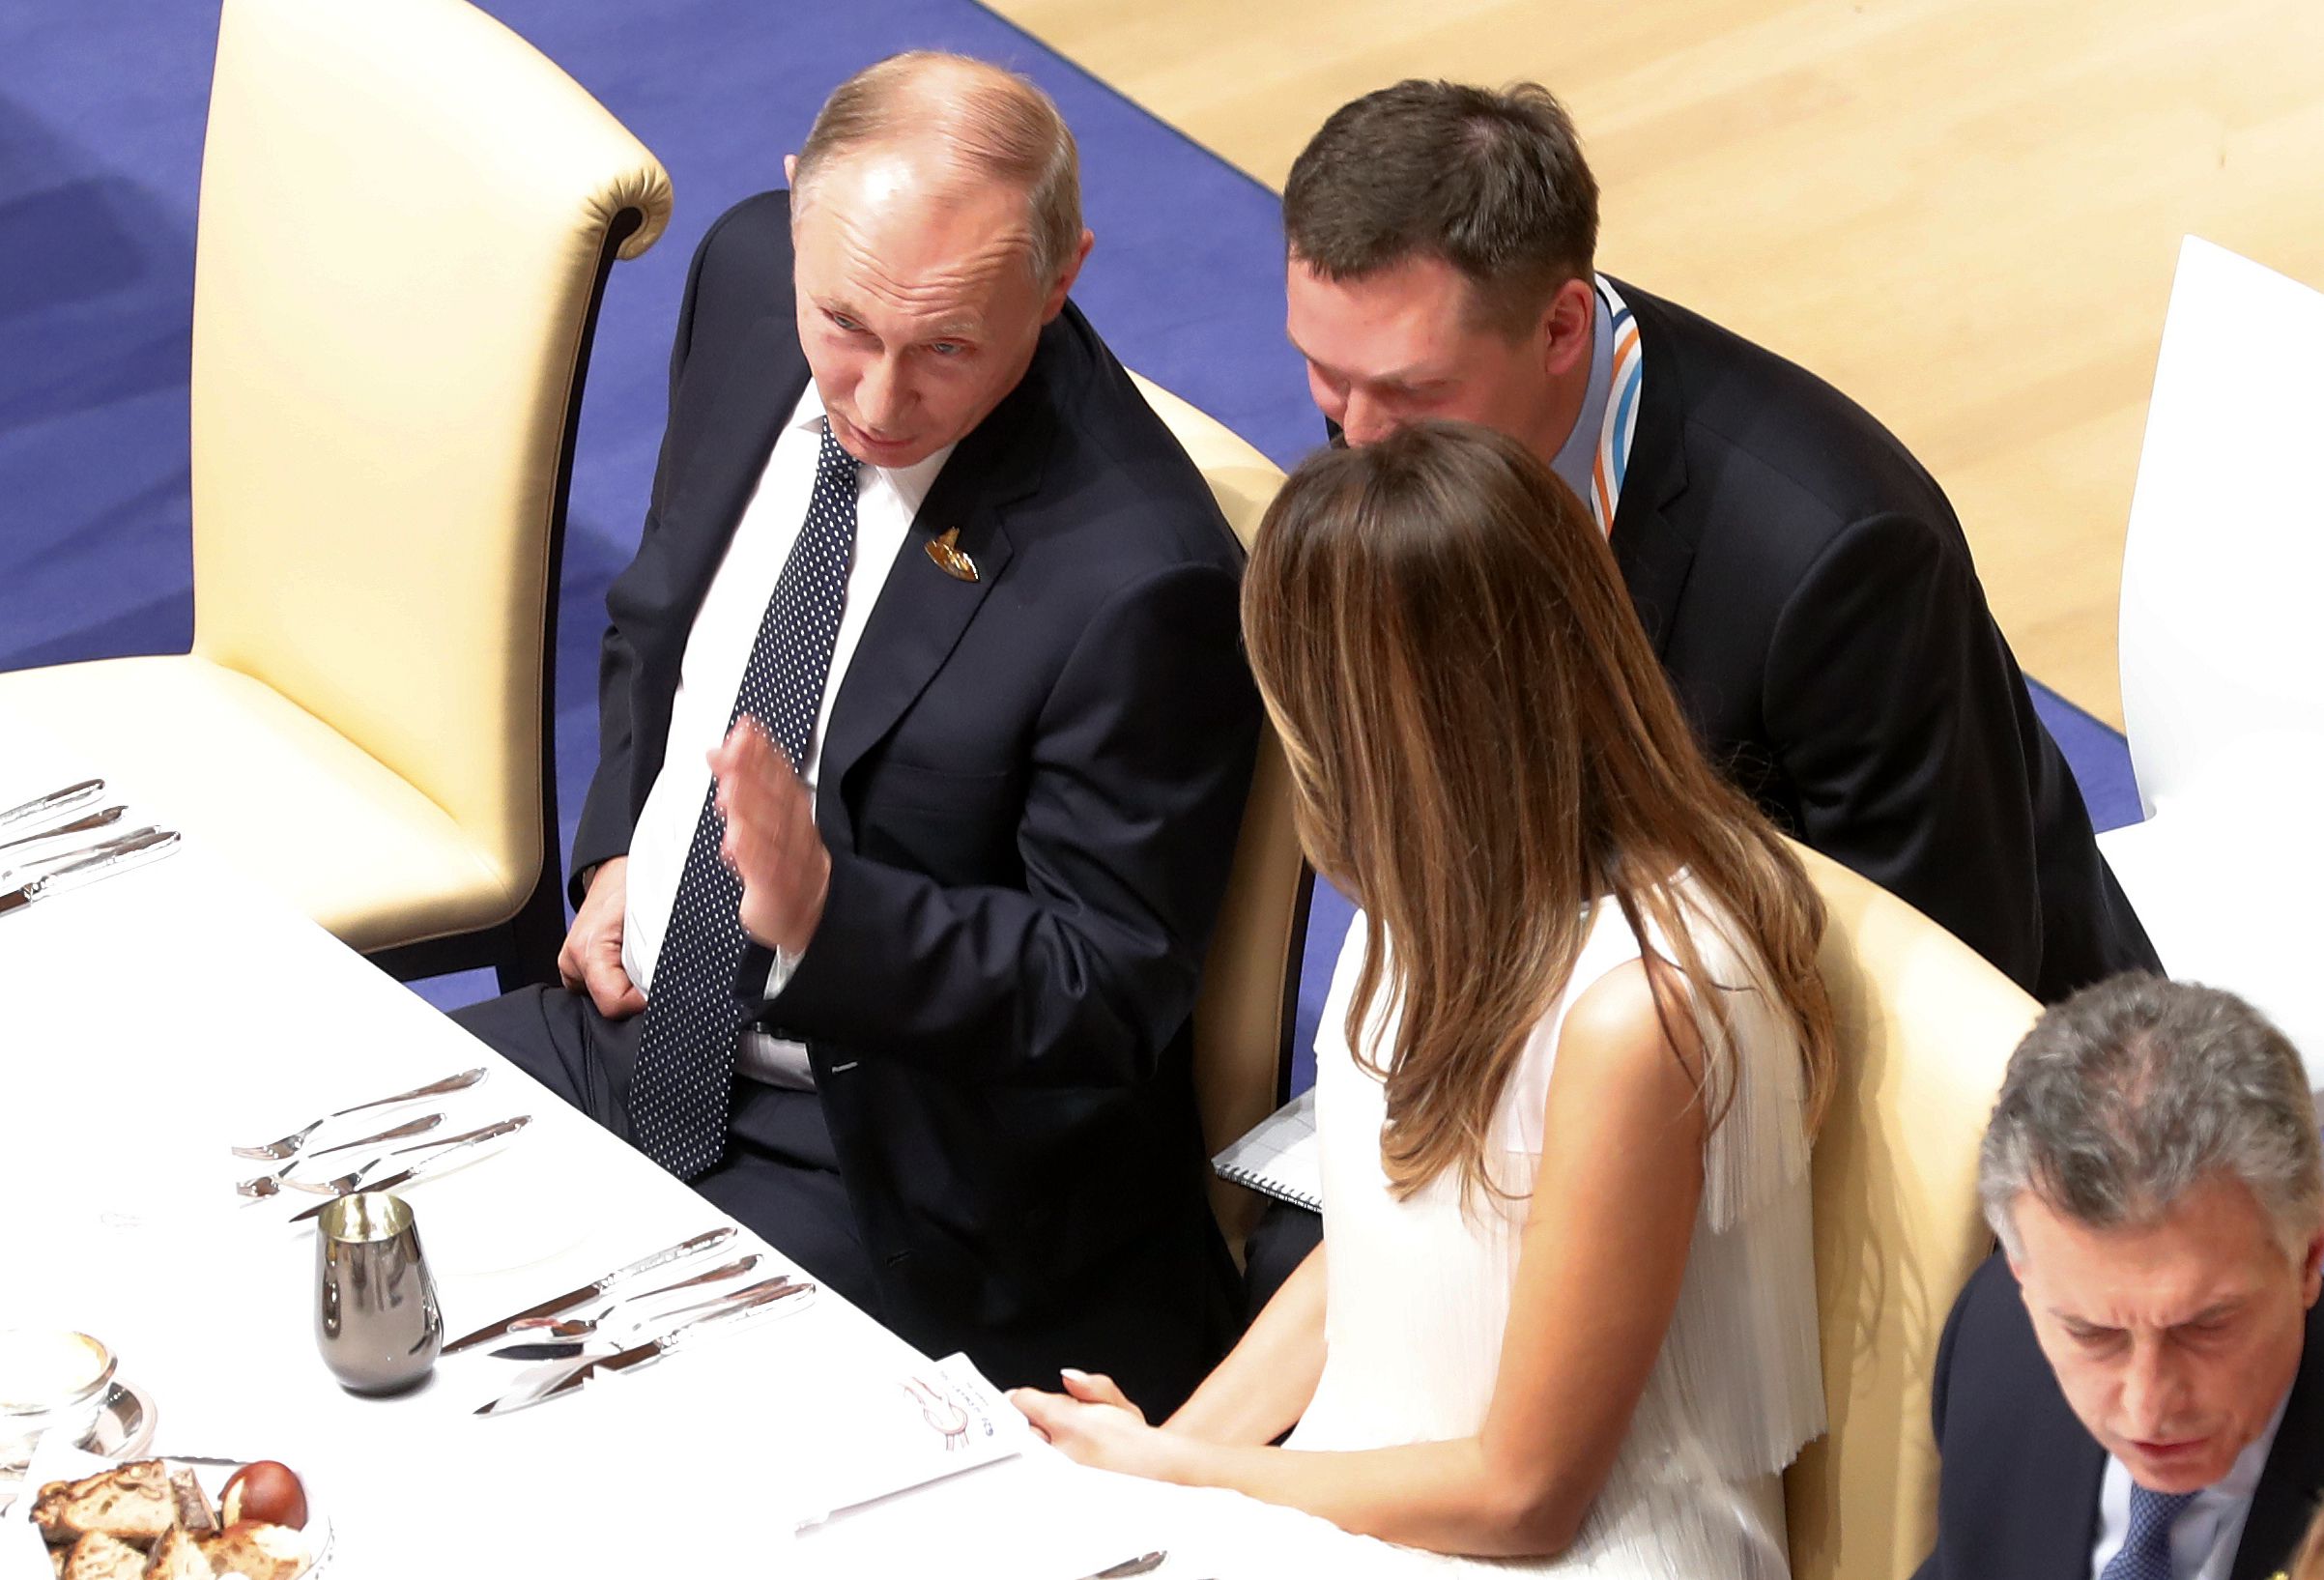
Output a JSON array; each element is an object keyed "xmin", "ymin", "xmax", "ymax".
[
  {"xmin": 189, "ymin": 0, "xmax": 672, "ymax": 906},
  {"xmin": 1783, "ymin": 844, "xmax": 2039, "ymax": 1580},
  {"xmin": 2117, "ymin": 236, "xmax": 2324, "ymax": 815},
  {"xmin": 1130, "ymin": 372, "xmax": 1306, "ymax": 1249}
]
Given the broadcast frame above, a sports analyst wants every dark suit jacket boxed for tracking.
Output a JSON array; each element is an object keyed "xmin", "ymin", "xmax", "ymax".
[
  {"xmin": 571, "ymin": 191, "xmax": 1256, "ymax": 1411},
  {"xmin": 1608, "ymin": 282, "xmax": 2158, "ymax": 1003},
  {"xmin": 1915, "ymin": 1253, "xmax": 2324, "ymax": 1580}
]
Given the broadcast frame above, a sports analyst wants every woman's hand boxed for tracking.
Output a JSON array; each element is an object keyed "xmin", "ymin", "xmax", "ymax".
[{"xmin": 1009, "ymin": 1369, "xmax": 1179, "ymax": 1479}]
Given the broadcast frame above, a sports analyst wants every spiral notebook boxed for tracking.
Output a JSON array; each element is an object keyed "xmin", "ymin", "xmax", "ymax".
[{"xmin": 1211, "ymin": 1087, "xmax": 1322, "ymax": 1213}]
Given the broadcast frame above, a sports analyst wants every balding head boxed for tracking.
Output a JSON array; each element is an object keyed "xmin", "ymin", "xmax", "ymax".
[
  {"xmin": 786, "ymin": 55, "xmax": 1095, "ymax": 470},
  {"xmin": 792, "ymin": 52, "xmax": 1084, "ymax": 288}
]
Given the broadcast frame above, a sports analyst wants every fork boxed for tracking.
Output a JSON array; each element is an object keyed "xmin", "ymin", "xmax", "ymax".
[
  {"xmin": 230, "ymin": 1068, "xmax": 487, "ymax": 1160},
  {"xmin": 234, "ymin": 1113, "xmax": 446, "ymax": 1197}
]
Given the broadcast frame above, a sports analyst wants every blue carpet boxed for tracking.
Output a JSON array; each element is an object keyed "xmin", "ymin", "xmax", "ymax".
[{"xmin": 0, "ymin": 0, "xmax": 2142, "ymax": 1087}]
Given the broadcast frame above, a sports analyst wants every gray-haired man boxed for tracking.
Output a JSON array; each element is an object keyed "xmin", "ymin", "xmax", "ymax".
[{"xmin": 1916, "ymin": 974, "xmax": 2324, "ymax": 1580}]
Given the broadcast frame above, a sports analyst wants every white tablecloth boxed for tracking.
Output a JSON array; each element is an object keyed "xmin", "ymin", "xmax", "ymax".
[{"xmin": 0, "ymin": 725, "xmax": 1416, "ymax": 1578}]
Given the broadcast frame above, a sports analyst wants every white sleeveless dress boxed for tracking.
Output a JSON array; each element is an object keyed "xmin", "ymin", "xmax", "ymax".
[{"xmin": 1286, "ymin": 886, "xmax": 1824, "ymax": 1577}]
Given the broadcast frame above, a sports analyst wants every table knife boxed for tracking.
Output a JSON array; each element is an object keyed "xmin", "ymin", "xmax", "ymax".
[
  {"xmin": 0, "ymin": 828, "xmax": 179, "ymax": 917},
  {"xmin": 286, "ymin": 1114, "xmax": 531, "ymax": 1221},
  {"xmin": 0, "ymin": 778, "xmax": 101, "ymax": 832},
  {"xmin": 0, "ymin": 824, "xmax": 164, "ymax": 885},
  {"xmin": 442, "ymin": 1225, "xmax": 738, "ymax": 1354},
  {"xmin": 474, "ymin": 1277, "xmax": 814, "ymax": 1415},
  {"xmin": 488, "ymin": 1260, "xmax": 777, "ymax": 1361},
  {"xmin": 0, "ymin": 804, "xmax": 126, "ymax": 857}
]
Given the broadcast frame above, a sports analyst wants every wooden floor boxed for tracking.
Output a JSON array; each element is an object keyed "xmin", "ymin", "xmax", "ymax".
[{"xmin": 990, "ymin": 0, "xmax": 2324, "ymax": 725}]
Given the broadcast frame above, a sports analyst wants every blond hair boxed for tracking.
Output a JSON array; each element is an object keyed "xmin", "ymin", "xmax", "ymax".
[
  {"xmin": 1243, "ymin": 421, "xmax": 1836, "ymax": 1201},
  {"xmin": 793, "ymin": 51, "xmax": 1081, "ymax": 285}
]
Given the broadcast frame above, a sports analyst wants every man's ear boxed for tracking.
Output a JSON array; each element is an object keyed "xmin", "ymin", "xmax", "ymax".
[
  {"xmin": 1041, "ymin": 229, "xmax": 1097, "ymax": 323},
  {"xmin": 1540, "ymin": 274, "xmax": 1596, "ymax": 380},
  {"xmin": 784, "ymin": 153, "xmax": 798, "ymax": 187},
  {"xmin": 2301, "ymin": 1226, "xmax": 2324, "ymax": 1307}
]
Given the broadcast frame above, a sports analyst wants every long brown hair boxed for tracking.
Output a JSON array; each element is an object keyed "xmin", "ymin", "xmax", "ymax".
[{"xmin": 1242, "ymin": 420, "xmax": 1835, "ymax": 1200}]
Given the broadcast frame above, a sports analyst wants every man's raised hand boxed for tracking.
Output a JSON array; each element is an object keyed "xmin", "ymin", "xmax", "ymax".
[{"xmin": 708, "ymin": 717, "xmax": 830, "ymax": 959}]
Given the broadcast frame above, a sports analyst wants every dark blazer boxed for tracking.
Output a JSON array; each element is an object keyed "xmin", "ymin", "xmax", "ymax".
[
  {"xmin": 1915, "ymin": 1253, "xmax": 2324, "ymax": 1580},
  {"xmin": 1609, "ymin": 282, "xmax": 2158, "ymax": 1003},
  {"xmin": 572, "ymin": 191, "xmax": 1257, "ymax": 1412}
]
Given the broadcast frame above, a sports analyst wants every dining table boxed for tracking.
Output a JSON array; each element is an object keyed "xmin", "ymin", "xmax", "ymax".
[{"xmin": 0, "ymin": 719, "xmax": 1422, "ymax": 1578}]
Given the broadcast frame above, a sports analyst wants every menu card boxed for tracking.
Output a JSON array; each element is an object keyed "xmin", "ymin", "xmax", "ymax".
[{"xmin": 780, "ymin": 1352, "xmax": 1036, "ymax": 1529}]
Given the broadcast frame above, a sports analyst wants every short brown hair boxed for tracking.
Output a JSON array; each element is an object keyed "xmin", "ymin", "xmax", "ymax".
[
  {"xmin": 1282, "ymin": 80, "xmax": 1598, "ymax": 338},
  {"xmin": 1242, "ymin": 421, "xmax": 1834, "ymax": 1202},
  {"xmin": 793, "ymin": 52, "xmax": 1082, "ymax": 285}
]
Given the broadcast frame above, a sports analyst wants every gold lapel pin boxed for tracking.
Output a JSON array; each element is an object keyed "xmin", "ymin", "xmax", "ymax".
[{"xmin": 924, "ymin": 526, "xmax": 979, "ymax": 583}]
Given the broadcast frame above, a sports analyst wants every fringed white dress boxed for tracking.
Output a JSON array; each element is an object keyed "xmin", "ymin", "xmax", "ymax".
[{"xmin": 1286, "ymin": 888, "xmax": 1824, "ymax": 1577}]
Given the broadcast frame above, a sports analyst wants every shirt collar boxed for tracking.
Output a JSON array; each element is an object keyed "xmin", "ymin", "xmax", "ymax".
[
  {"xmin": 789, "ymin": 382, "xmax": 959, "ymax": 519},
  {"xmin": 2204, "ymin": 1385, "xmax": 2291, "ymax": 1508},
  {"xmin": 1547, "ymin": 284, "xmax": 1616, "ymax": 508}
]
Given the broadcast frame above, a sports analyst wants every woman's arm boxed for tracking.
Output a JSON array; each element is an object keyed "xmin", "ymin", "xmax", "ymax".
[
  {"xmin": 1015, "ymin": 960, "xmax": 1707, "ymax": 1558},
  {"xmin": 1163, "ymin": 1241, "xmax": 1328, "ymax": 1446}
]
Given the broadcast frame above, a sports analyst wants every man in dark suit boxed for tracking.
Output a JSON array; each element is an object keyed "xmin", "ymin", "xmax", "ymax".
[
  {"xmin": 1279, "ymin": 79, "xmax": 2155, "ymax": 1004},
  {"xmin": 1918, "ymin": 975, "xmax": 2324, "ymax": 1580},
  {"xmin": 452, "ymin": 54, "xmax": 1255, "ymax": 1413}
]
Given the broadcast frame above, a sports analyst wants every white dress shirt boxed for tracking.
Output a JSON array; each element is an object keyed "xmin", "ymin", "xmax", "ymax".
[
  {"xmin": 621, "ymin": 381, "xmax": 955, "ymax": 1088},
  {"xmin": 2087, "ymin": 1389, "xmax": 2289, "ymax": 1580}
]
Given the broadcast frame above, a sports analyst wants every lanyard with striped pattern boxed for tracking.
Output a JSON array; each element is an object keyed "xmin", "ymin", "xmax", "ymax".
[{"xmin": 1590, "ymin": 275, "xmax": 1645, "ymax": 534}]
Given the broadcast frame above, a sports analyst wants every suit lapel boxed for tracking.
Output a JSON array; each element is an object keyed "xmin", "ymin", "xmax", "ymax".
[
  {"xmin": 1985, "ymin": 1256, "xmax": 2110, "ymax": 1580},
  {"xmin": 2229, "ymin": 1303, "xmax": 2324, "ymax": 1580},
  {"xmin": 1604, "ymin": 280, "xmax": 1698, "ymax": 659},
  {"xmin": 2033, "ymin": 1428, "xmax": 2110, "ymax": 1580},
  {"xmin": 816, "ymin": 365, "xmax": 1048, "ymax": 824},
  {"xmin": 1985, "ymin": 1361, "xmax": 2107, "ymax": 1580},
  {"xmin": 656, "ymin": 315, "xmax": 813, "ymax": 630}
]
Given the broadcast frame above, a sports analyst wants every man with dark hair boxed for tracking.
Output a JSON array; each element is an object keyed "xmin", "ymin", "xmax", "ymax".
[
  {"xmin": 1916, "ymin": 975, "xmax": 2324, "ymax": 1579},
  {"xmin": 1280, "ymin": 78, "xmax": 2156, "ymax": 1004}
]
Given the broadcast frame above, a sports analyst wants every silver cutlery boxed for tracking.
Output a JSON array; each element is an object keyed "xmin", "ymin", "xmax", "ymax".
[
  {"xmin": 488, "ymin": 1257, "xmax": 770, "ymax": 1359},
  {"xmin": 309, "ymin": 1111, "xmax": 448, "ymax": 1159},
  {"xmin": 0, "ymin": 778, "xmax": 102, "ymax": 832},
  {"xmin": 0, "ymin": 824, "xmax": 165, "ymax": 885},
  {"xmin": 474, "ymin": 1278, "xmax": 816, "ymax": 1415},
  {"xmin": 282, "ymin": 1115, "xmax": 517, "ymax": 1194},
  {"xmin": 442, "ymin": 1226, "xmax": 738, "ymax": 1354},
  {"xmin": 286, "ymin": 1115, "xmax": 531, "ymax": 1222},
  {"xmin": 230, "ymin": 1067, "xmax": 487, "ymax": 1160},
  {"xmin": 0, "ymin": 828, "xmax": 179, "ymax": 918},
  {"xmin": 0, "ymin": 804, "xmax": 126, "ymax": 857},
  {"xmin": 234, "ymin": 1114, "xmax": 446, "ymax": 1197},
  {"xmin": 1077, "ymin": 1556, "xmax": 1168, "ymax": 1580}
]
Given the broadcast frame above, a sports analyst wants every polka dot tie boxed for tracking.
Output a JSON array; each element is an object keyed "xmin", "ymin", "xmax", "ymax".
[
  {"xmin": 628, "ymin": 423, "xmax": 861, "ymax": 1178},
  {"xmin": 2099, "ymin": 1483, "xmax": 2198, "ymax": 1580}
]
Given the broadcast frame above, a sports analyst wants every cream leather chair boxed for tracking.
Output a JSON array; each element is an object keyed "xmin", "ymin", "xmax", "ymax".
[
  {"xmin": 0, "ymin": 0, "xmax": 672, "ymax": 989},
  {"xmin": 1783, "ymin": 844, "xmax": 2040, "ymax": 1580},
  {"xmin": 1131, "ymin": 373, "xmax": 1310, "ymax": 1252}
]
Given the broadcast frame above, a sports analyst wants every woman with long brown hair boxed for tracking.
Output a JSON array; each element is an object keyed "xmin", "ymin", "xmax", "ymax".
[{"xmin": 1013, "ymin": 420, "xmax": 1837, "ymax": 1575}]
